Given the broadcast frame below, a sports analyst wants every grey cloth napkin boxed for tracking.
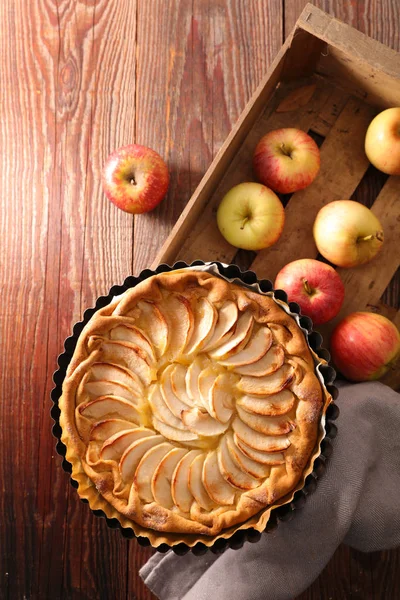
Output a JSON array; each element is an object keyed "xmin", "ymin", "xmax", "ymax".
[{"xmin": 140, "ymin": 382, "xmax": 400, "ymax": 600}]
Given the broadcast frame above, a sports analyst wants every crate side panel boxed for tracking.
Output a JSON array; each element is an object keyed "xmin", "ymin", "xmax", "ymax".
[
  {"xmin": 317, "ymin": 48, "xmax": 400, "ymax": 109},
  {"xmin": 280, "ymin": 27, "xmax": 326, "ymax": 80},
  {"xmin": 296, "ymin": 5, "xmax": 400, "ymax": 108}
]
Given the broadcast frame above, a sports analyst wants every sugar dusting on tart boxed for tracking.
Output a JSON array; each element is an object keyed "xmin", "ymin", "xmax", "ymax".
[{"xmin": 59, "ymin": 269, "xmax": 331, "ymax": 540}]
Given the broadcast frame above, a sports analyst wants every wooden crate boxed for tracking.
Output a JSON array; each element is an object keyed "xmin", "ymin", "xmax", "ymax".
[{"xmin": 152, "ymin": 4, "xmax": 400, "ymax": 387}]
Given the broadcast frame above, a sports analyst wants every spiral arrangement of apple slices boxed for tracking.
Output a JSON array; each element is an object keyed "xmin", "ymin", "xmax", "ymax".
[{"xmin": 77, "ymin": 293, "xmax": 301, "ymax": 514}]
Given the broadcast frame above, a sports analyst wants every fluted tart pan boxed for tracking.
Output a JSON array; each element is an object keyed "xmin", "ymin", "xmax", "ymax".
[{"xmin": 51, "ymin": 260, "xmax": 338, "ymax": 555}]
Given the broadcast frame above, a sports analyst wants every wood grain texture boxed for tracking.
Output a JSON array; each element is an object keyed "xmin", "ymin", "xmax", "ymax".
[{"xmin": 0, "ymin": 1, "xmax": 399, "ymax": 600}]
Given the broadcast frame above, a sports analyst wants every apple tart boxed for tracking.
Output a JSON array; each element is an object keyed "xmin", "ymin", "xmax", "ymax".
[{"xmin": 59, "ymin": 269, "xmax": 330, "ymax": 539}]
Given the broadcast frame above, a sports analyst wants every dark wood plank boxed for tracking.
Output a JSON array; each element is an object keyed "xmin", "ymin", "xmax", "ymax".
[
  {"xmin": 0, "ymin": 0, "xmax": 138, "ymax": 599},
  {"xmin": 52, "ymin": 2, "xmax": 138, "ymax": 597},
  {"xmin": 52, "ymin": 2, "xmax": 138, "ymax": 598}
]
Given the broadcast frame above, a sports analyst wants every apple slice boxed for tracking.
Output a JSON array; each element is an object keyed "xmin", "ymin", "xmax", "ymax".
[
  {"xmin": 226, "ymin": 432, "xmax": 270, "ymax": 478},
  {"xmin": 234, "ymin": 435, "xmax": 285, "ymax": 465},
  {"xmin": 170, "ymin": 364, "xmax": 194, "ymax": 407},
  {"xmin": 109, "ymin": 324, "xmax": 156, "ymax": 364},
  {"xmin": 236, "ymin": 405, "xmax": 296, "ymax": 436},
  {"xmin": 217, "ymin": 435, "xmax": 259, "ymax": 490},
  {"xmin": 237, "ymin": 363, "xmax": 294, "ymax": 396},
  {"xmin": 184, "ymin": 298, "xmax": 217, "ymax": 355},
  {"xmin": 232, "ymin": 417, "xmax": 291, "ymax": 452},
  {"xmin": 234, "ymin": 344, "xmax": 285, "ymax": 377},
  {"xmin": 208, "ymin": 312, "xmax": 253, "ymax": 360},
  {"xmin": 148, "ymin": 385, "xmax": 185, "ymax": 430},
  {"xmin": 119, "ymin": 435, "xmax": 164, "ymax": 482},
  {"xmin": 237, "ymin": 389, "xmax": 295, "ymax": 416},
  {"xmin": 160, "ymin": 364, "xmax": 190, "ymax": 418},
  {"xmin": 133, "ymin": 301, "xmax": 169, "ymax": 358},
  {"xmin": 198, "ymin": 368, "xmax": 216, "ymax": 410},
  {"xmin": 151, "ymin": 447, "xmax": 187, "ymax": 509},
  {"xmin": 202, "ymin": 301, "xmax": 238, "ymax": 352},
  {"xmin": 101, "ymin": 427, "xmax": 154, "ymax": 460},
  {"xmin": 79, "ymin": 396, "xmax": 141, "ymax": 424},
  {"xmin": 91, "ymin": 339, "xmax": 154, "ymax": 386},
  {"xmin": 135, "ymin": 442, "xmax": 173, "ymax": 502},
  {"xmin": 219, "ymin": 327, "xmax": 272, "ymax": 367},
  {"xmin": 171, "ymin": 450, "xmax": 202, "ymax": 512},
  {"xmin": 181, "ymin": 407, "xmax": 229, "ymax": 436},
  {"xmin": 208, "ymin": 375, "xmax": 234, "ymax": 423},
  {"xmin": 160, "ymin": 293, "xmax": 194, "ymax": 360},
  {"xmin": 202, "ymin": 450, "xmax": 236, "ymax": 505},
  {"xmin": 84, "ymin": 380, "xmax": 140, "ymax": 405},
  {"xmin": 89, "ymin": 362, "xmax": 143, "ymax": 396},
  {"xmin": 152, "ymin": 416, "xmax": 199, "ymax": 442},
  {"xmin": 185, "ymin": 358, "xmax": 203, "ymax": 403},
  {"xmin": 189, "ymin": 453, "xmax": 215, "ymax": 510},
  {"xmin": 89, "ymin": 418, "xmax": 136, "ymax": 442}
]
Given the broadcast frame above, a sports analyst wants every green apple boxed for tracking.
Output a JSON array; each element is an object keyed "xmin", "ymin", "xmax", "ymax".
[{"xmin": 216, "ymin": 182, "xmax": 285, "ymax": 251}]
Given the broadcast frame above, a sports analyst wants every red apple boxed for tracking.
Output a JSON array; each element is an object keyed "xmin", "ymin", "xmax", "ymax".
[
  {"xmin": 313, "ymin": 200, "xmax": 384, "ymax": 268},
  {"xmin": 275, "ymin": 259, "xmax": 345, "ymax": 325},
  {"xmin": 253, "ymin": 128, "xmax": 320, "ymax": 194},
  {"xmin": 364, "ymin": 107, "xmax": 400, "ymax": 175},
  {"xmin": 331, "ymin": 312, "xmax": 400, "ymax": 382},
  {"xmin": 102, "ymin": 144, "xmax": 169, "ymax": 214}
]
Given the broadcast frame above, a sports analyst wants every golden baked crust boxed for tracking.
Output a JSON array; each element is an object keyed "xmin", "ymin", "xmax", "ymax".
[{"xmin": 59, "ymin": 269, "xmax": 330, "ymax": 539}]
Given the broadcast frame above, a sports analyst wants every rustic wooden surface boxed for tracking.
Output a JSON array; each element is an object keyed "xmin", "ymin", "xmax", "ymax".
[{"xmin": 0, "ymin": 1, "xmax": 398, "ymax": 599}]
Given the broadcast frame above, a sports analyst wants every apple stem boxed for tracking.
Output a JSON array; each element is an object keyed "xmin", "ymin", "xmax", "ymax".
[
  {"xmin": 280, "ymin": 143, "xmax": 293, "ymax": 159},
  {"xmin": 240, "ymin": 217, "xmax": 249, "ymax": 230},
  {"xmin": 302, "ymin": 278, "xmax": 313, "ymax": 295},
  {"xmin": 358, "ymin": 231, "xmax": 384, "ymax": 243}
]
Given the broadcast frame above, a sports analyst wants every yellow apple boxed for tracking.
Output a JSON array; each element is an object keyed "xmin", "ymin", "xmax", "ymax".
[
  {"xmin": 216, "ymin": 182, "xmax": 285, "ymax": 251},
  {"xmin": 365, "ymin": 107, "xmax": 400, "ymax": 175},
  {"xmin": 313, "ymin": 200, "xmax": 384, "ymax": 268}
]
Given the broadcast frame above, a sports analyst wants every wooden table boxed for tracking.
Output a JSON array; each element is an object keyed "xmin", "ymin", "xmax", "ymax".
[{"xmin": 1, "ymin": 1, "xmax": 399, "ymax": 598}]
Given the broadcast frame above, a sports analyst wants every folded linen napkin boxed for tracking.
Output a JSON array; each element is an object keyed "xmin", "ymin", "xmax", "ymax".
[{"xmin": 140, "ymin": 381, "xmax": 400, "ymax": 600}]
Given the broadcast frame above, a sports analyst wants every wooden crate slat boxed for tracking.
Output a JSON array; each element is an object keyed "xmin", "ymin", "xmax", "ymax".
[
  {"xmin": 367, "ymin": 302, "xmax": 399, "ymax": 322},
  {"xmin": 318, "ymin": 176, "xmax": 400, "ymax": 343},
  {"xmin": 250, "ymin": 96, "xmax": 375, "ymax": 279},
  {"xmin": 174, "ymin": 78, "xmax": 339, "ymax": 265},
  {"xmin": 309, "ymin": 84, "xmax": 349, "ymax": 137}
]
